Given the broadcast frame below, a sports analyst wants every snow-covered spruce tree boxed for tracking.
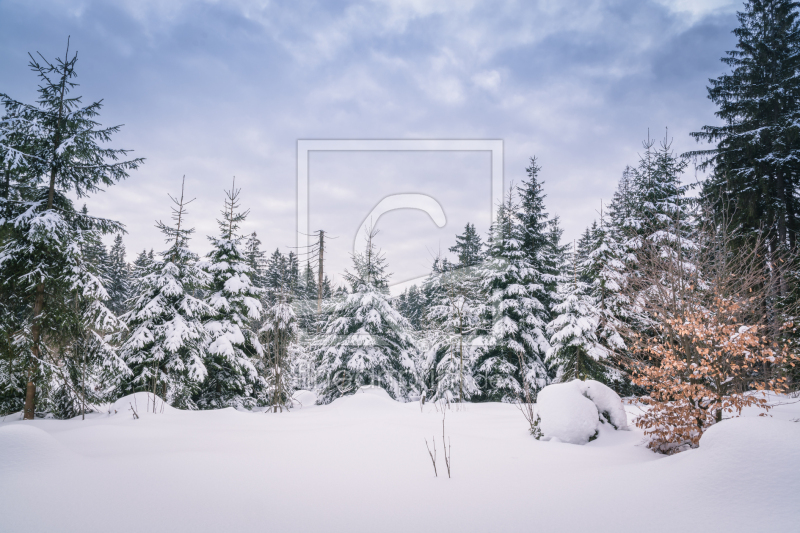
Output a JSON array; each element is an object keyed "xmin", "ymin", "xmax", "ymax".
[
  {"xmin": 106, "ymin": 234, "xmax": 130, "ymax": 316},
  {"xmin": 264, "ymin": 248, "xmax": 288, "ymax": 306},
  {"xmin": 396, "ymin": 284, "xmax": 424, "ymax": 330},
  {"xmin": 197, "ymin": 182, "xmax": 264, "ymax": 410},
  {"xmin": 604, "ymin": 166, "xmax": 642, "ymax": 318},
  {"xmin": 477, "ymin": 192, "xmax": 549, "ymax": 402},
  {"xmin": 517, "ymin": 158, "xmax": 560, "ymax": 329},
  {"xmin": 260, "ymin": 283, "xmax": 299, "ymax": 412},
  {"xmin": 628, "ymin": 134, "xmax": 696, "ymax": 260},
  {"xmin": 425, "ymin": 260, "xmax": 485, "ymax": 402},
  {"xmin": 119, "ymin": 179, "xmax": 211, "ymax": 409},
  {"xmin": 0, "ymin": 125, "xmax": 35, "ymax": 415},
  {"xmin": 49, "ymin": 224, "xmax": 129, "ymax": 419},
  {"xmin": 547, "ymin": 242, "xmax": 611, "ymax": 382},
  {"xmin": 689, "ymin": 0, "xmax": 800, "ymax": 255},
  {"xmin": 315, "ymin": 228, "xmax": 416, "ymax": 403},
  {"xmin": 295, "ymin": 261, "xmax": 319, "ymax": 333},
  {"xmin": 0, "ymin": 41, "xmax": 142, "ymax": 419},
  {"xmin": 243, "ymin": 231, "xmax": 267, "ymax": 289},
  {"xmin": 1, "ymin": 198, "xmax": 127, "ymax": 418},
  {"xmin": 449, "ymin": 222, "xmax": 484, "ymax": 267}
]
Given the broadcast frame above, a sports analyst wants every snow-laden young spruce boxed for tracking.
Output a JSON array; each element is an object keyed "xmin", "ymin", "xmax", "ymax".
[
  {"xmin": 0, "ymin": 41, "xmax": 141, "ymax": 418},
  {"xmin": 106, "ymin": 234, "xmax": 130, "ymax": 316},
  {"xmin": 581, "ymin": 219, "xmax": 627, "ymax": 359},
  {"xmin": 424, "ymin": 259, "xmax": 485, "ymax": 403},
  {"xmin": 477, "ymin": 191, "xmax": 549, "ymax": 402},
  {"xmin": 260, "ymin": 290, "xmax": 299, "ymax": 412},
  {"xmin": 197, "ymin": 183, "xmax": 264, "ymax": 410},
  {"xmin": 547, "ymin": 240, "xmax": 612, "ymax": 383},
  {"xmin": 517, "ymin": 158, "xmax": 563, "ymax": 331},
  {"xmin": 621, "ymin": 134, "xmax": 697, "ymax": 267},
  {"xmin": 119, "ymin": 179, "xmax": 212, "ymax": 409},
  {"xmin": 315, "ymin": 228, "xmax": 416, "ymax": 404}
]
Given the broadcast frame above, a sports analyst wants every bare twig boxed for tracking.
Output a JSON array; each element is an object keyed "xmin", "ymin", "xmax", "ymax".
[
  {"xmin": 424, "ymin": 437, "xmax": 438, "ymax": 477},
  {"xmin": 442, "ymin": 417, "xmax": 452, "ymax": 478}
]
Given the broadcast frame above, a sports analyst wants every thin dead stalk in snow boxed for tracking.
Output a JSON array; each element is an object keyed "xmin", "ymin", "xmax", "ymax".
[
  {"xmin": 424, "ymin": 438, "xmax": 438, "ymax": 477},
  {"xmin": 442, "ymin": 417, "xmax": 451, "ymax": 478}
]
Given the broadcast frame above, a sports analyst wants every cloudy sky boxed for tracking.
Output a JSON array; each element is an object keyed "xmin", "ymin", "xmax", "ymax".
[{"xmin": 0, "ymin": 0, "xmax": 739, "ymax": 288}]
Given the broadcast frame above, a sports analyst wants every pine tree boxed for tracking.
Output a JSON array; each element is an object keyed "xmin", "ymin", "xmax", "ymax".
[
  {"xmin": 260, "ymin": 286, "xmax": 299, "ymax": 412},
  {"xmin": 287, "ymin": 251, "xmax": 299, "ymax": 297},
  {"xmin": 397, "ymin": 284, "xmax": 424, "ymax": 330},
  {"xmin": 243, "ymin": 232, "xmax": 267, "ymax": 289},
  {"xmin": 0, "ymin": 41, "xmax": 142, "ymax": 418},
  {"xmin": 315, "ymin": 228, "xmax": 417, "ymax": 403},
  {"xmin": 197, "ymin": 182, "xmax": 264, "ymax": 410},
  {"xmin": 477, "ymin": 192, "xmax": 549, "ymax": 402},
  {"xmin": 265, "ymin": 248, "xmax": 288, "ymax": 305},
  {"xmin": 516, "ymin": 158, "xmax": 562, "ymax": 358},
  {"xmin": 425, "ymin": 260, "xmax": 485, "ymax": 402},
  {"xmin": 582, "ymin": 216, "xmax": 628, "ymax": 359},
  {"xmin": 119, "ymin": 179, "xmax": 210, "ymax": 409},
  {"xmin": 449, "ymin": 222, "xmax": 484, "ymax": 267},
  {"xmin": 106, "ymin": 234, "xmax": 130, "ymax": 316},
  {"xmin": 689, "ymin": 0, "xmax": 800, "ymax": 254},
  {"xmin": 297, "ymin": 261, "xmax": 319, "ymax": 332},
  {"xmin": 547, "ymin": 242, "xmax": 612, "ymax": 382}
]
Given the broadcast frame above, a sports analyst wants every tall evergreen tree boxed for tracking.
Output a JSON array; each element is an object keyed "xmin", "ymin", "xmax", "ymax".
[
  {"xmin": 397, "ymin": 284, "xmax": 424, "ymax": 330},
  {"xmin": 198, "ymin": 182, "xmax": 264, "ymax": 410},
  {"xmin": 517, "ymin": 157, "xmax": 561, "ymax": 342},
  {"xmin": 477, "ymin": 192, "xmax": 549, "ymax": 402},
  {"xmin": 119, "ymin": 180, "xmax": 210, "ymax": 409},
  {"xmin": 106, "ymin": 234, "xmax": 130, "ymax": 316},
  {"xmin": 425, "ymin": 261, "xmax": 485, "ymax": 402},
  {"xmin": 265, "ymin": 248, "xmax": 288, "ymax": 304},
  {"xmin": 0, "ymin": 41, "xmax": 142, "ymax": 418},
  {"xmin": 582, "ymin": 216, "xmax": 628, "ymax": 359},
  {"xmin": 260, "ymin": 286, "xmax": 299, "ymax": 412},
  {"xmin": 243, "ymin": 232, "xmax": 267, "ymax": 289},
  {"xmin": 547, "ymin": 241, "xmax": 612, "ymax": 383},
  {"xmin": 689, "ymin": 0, "xmax": 800, "ymax": 254},
  {"xmin": 449, "ymin": 222, "xmax": 484, "ymax": 267},
  {"xmin": 296, "ymin": 261, "xmax": 319, "ymax": 332}
]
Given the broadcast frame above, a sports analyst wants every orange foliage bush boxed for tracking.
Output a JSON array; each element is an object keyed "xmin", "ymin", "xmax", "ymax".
[{"xmin": 631, "ymin": 297, "xmax": 796, "ymax": 454}]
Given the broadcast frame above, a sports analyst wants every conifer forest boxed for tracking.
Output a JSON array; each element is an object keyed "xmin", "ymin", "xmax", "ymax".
[{"xmin": 1, "ymin": 2, "xmax": 799, "ymax": 532}]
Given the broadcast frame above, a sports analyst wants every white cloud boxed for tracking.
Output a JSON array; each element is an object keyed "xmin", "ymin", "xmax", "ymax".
[
  {"xmin": 472, "ymin": 70, "xmax": 501, "ymax": 92},
  {"xmin": 654, "ymin": 0, "xmax": 739, "ymax": 24}
]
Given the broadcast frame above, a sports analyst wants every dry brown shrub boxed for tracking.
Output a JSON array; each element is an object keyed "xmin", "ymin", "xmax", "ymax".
[{"xmin": 631, "ymin": 296, "xmax": 795, "ymax": 453}]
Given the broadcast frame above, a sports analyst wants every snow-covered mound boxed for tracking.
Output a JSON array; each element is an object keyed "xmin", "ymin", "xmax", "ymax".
[
  {"xmin": 695, "ymin": 416, "xmax": 800, "ymax": 464},
  {"xmin": 537, "ymin": 380, "xmax": 628, "ymax": 444},
  {"xmin": 578, "ymin": 380, "xmax": 628, "ymax": 430},
  {"xmin": 328, "ymin": 385, "xmax": 399, "ymax": 410},
  {"xmin": 110, "ymin": 392, "xmax": 179, "ymax": 418},
  {"xmin": 292, "ymin": 390, "xmax": 318, "ymax": 407},
  {"xmin": 0, "ymin": 424, "xmax": 77, "ymax": 471}
]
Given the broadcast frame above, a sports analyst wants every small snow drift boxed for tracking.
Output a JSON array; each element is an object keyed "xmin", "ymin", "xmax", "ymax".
[
  {"xmin": 292, "ymin": 390, "xmax": 318, "ymax": 408},
  {"xmin": 328, "ymin": 385, "xmax": 399, "ymax": 411},
  {"xmin": 110, "ymin": 392, "xmax": 178, "ymax": 418},
  {"xmin": 537, "ymin": 380, "xmax": 628, "ymax": 444},
  {"xmin": 0, "ymin": 424, "xmax": 77, "ymax": 472}
]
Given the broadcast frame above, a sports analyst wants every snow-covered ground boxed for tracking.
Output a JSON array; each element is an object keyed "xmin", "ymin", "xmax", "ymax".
[{"xmin": 1, "ymin": 388, "xmax": 798, "ymax": 533}]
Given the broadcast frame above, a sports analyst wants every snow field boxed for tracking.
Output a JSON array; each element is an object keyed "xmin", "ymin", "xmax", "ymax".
[{"xmin": 0, "ymin": 389, "xmax": 798, "ymax": 533}]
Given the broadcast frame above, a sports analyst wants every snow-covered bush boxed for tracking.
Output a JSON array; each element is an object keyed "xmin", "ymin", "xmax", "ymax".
[{"xmin": 536, "ymin": 379, "xmax": 628, "ymax": 444}]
